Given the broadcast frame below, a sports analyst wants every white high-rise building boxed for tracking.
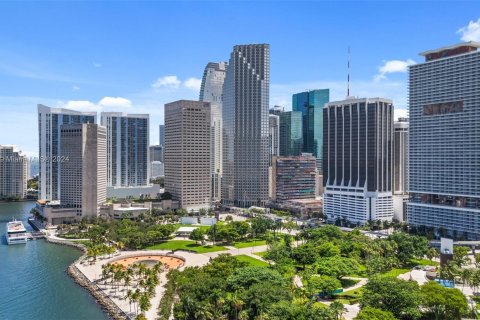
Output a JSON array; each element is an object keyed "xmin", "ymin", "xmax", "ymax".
[
  {"xmin": 164, "ymin": 100, "xmax": 211, "ymax": 211},
  {"xmin": 200, "ymin": 62, "xmax": 227, "ymax": 202},
  {"xmin": 100, "ymin": 112, "xmax": 149, "ymax": 187},
  {"xmin": 393, "ymin": 118, "xmax": 409, "ymax": 222},
  {"xmin": 269, "ymin": 114, "xmax": 280, "ymax": 165},
  {"xmin": 37, "ymin": 104, "xmax": 96, "ymax": 201},
  {"xmin": 323, "ymin": 98, "xmax": 394, "ymax": 225},
  {"xmin": 222, "ymin": 44, "xmax": 270, "ymax": 207},
  {"xmin": 0, "ymin": 145, "xmax": 28, "ymax": 199}
]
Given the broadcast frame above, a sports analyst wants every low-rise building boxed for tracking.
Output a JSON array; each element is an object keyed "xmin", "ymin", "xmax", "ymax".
[{"xmin": 272, "ymin": 154, "xmax": 316, "ymax": 202}]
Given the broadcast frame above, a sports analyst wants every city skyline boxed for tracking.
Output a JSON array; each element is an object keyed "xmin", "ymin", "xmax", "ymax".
[{"xmin": 1, "ymin": 2, "xmax": 479, "ymax": 155}]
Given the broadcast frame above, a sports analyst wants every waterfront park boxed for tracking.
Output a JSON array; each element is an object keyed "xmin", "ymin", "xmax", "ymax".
[{"xmin": 45, "ymin": 209, "xmax": 480, "ymax": 320}]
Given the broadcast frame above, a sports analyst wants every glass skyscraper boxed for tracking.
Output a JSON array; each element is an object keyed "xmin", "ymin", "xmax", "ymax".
[
  {"xmin": 199, "ymin": 62, "xmax": 227, "ymax": 202},
  {"xmin": 279, "ymin": 111, "xmax": 303, "ymax": 156},
  {"xmin": 100, "ymin": 112, "xmax": 149, "ymax": 187},
  {"xmin": 292, "ymin": 89, "xmax": 329, "ymax": 171},
  {"xmin": 222, "ymin": 44, "xmax": 270, "ymax": 207},
  {"xmin": 407, "ymin": 42, "xmax": 480, "ymax": 239},
  {"xmin": 37, "ymin": 104, "xmax": 96, "ymax": 201}
]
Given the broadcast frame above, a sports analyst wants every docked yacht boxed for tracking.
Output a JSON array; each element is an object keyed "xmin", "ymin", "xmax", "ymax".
[{"xmin": 6, "ymin": 219, "xmax": 28, "ymax": 244}]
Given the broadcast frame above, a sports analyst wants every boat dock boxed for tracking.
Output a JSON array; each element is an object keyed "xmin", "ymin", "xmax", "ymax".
[
  {"xmin": 27, "ymin": 218, "xmax": 46, "ymax": 239},
  {"xmin": 27, "ymin": 232, "xmax": 46, "ymax": 240}
]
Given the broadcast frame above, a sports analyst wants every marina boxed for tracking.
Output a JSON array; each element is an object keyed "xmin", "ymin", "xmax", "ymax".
[{"xmin": 0, "ymin": 201, "xmax": 107, "ymax": 320}]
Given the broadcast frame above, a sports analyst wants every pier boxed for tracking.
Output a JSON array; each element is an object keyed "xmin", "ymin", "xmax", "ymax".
[{"xmin": 27, "ymin": 232, "xmax": 46, "ymax": 240}]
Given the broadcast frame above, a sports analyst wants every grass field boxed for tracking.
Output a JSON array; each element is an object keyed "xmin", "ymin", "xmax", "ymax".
[
  {"xmin": 334, "ymin": 287, "xmax": 363, "ymax": 304},
  {"xmin": 146, "ymin": 240, "xmax": 227, "ymax": 253},
  {"xmin": 409, "ymin": 258, "xmax": 440, "ymax": 267},
  {"xmin": 235, "ymin": 254, "xmax": 269, "ymax": 267},
  {"xmin": 253, "ymin": 251, "xmax": 267, "ymax": 258},
  {"xmin": 380, "ymin": 268, "xmax": 410, "ymax": 277},
  {"xmin": 233, "ymin": 239, "xmax": 267, "ymax": 248}
]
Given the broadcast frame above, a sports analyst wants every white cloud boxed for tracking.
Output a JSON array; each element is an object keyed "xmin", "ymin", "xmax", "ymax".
[
  {"xmin": 72, "ymin": 85, "xmax": 80, "ymax": 91},
  {"xmin": 93, "ymin": 62, "xmax": 102, "ymax": 68},
  {"xmin": 457, "ymin": 18, "xmax": 480, "ymax": 41},
  {"xmin": 60, "ymin": 97, "xmax": 132, "ymax": 112},
  {"xmin": 98, "ymin": 96, "xmax": 132, "ymax": 109},
  {"xmin": 375, "ymin": 59, "xmax": 415, "ymax": 81},
  {"xmin": 184, "ymin": 77, "xmax": 202, "ymax": 92},
  {"xmin": 152, "ymin": 75, "xmax": 181, "ymax": 89},
  {"xmin": 458, "ymin": 18, "xmax": 480, "ymax": 41},
  {"xmin": 62, "ymin": 100, "xmax": 98, "ymax": 111},
  {"xmin": 394, "ymin": 108, "xmax": 408, "ymax": 121}
]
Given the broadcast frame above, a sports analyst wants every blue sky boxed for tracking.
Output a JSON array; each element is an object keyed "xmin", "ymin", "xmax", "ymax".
[{"xmin": 0, "ymin": 1, "xmax": 479, "ymax": 156}]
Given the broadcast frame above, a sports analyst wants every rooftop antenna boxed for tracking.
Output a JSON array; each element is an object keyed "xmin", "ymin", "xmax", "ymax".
[{"xmin": 347, "ymin": 46, "xmax": 350, "ymax": 98}]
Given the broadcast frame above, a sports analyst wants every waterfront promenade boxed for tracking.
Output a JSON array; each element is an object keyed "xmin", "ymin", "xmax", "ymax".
[{"xmin": 73, "ymin": 244, "xmax": 272, "ymax": 320}]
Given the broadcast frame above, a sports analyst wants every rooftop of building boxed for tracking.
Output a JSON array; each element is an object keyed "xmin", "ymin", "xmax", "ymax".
[
  {"xmin": 325, "ymin": 97, "xmax": 393, "ymax": 107},
  {"xmin": 37, "ymin": 104, "xmax": 97, "ymax": 116},
  {"xmin": 419, "ymin": 41, "xmax": 480, "ymax": 61}
]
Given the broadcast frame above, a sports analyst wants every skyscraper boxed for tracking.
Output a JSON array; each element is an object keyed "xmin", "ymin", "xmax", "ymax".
[
  {"xmin": 100, "ymin": 112, "xmax": 149, "ymax": 187},
  {"xmin": 159, "ymin": 124, "xmax": 165, "ymax": 147},
  {"xmin": 149, "ymin": 145, "xmax": 163, "ymax": 162},
  {"xmin": 407, "ymin": 42, "xmax": 480, "ymax": 239},
  {"xmin": 269, "ymin": 114, "xmax": 280, "ymax": 165},
  {"xmin": 60, "ymin": 123, "xmax": 107, "ymax": 218},
  {"xmin": 222, "ymin": 44, "xmax": 270, "ymax": 207},
  {"xmin": 164, "ymin": 100, "xmax": 211, "ymax": 211},
  {"xmin": 37, "ymin": 104, "xmax": 96, "ymax": 201},
  {"xmin": 199, "ymin": 62, "xmax": 227, "ymax": 202},
  {"xmin": 393, "ymin": 118, "xmax": 409, "ymax": 221},
  {"xmin": 323, "ymin": 98, "xmax": 394, "ymax": 225},
  {"xmin": 279, "ymin": 111, "xmax": 303, "ymax": 156},
  {"xmin": 0, "ymin": 145, "xmax": 28, "ymax": 199},
  {"xmin": 292, "ymin": 89, "xmax": 329, "ymax": 170}
]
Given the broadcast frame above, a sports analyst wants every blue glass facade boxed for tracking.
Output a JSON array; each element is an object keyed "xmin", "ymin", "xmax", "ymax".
[{"xmin": 292, "ymin": 89, "xmax": 329, "ymax": 170}]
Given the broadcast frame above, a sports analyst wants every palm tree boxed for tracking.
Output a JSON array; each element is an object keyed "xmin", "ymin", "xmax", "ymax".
[
  {"xmin": 139, "ymin": 293, "xmax": 151, "ymax": 316},
  {"xmin": 461, "ymin": 268, "xmax": 473, "ymax": 292},
  {"xmin": 330, "ymin": 301, "xmax": 345, "ymax": 320},
  {"xmin": 194, "ymin": 303, "xmax": 214, "ymax": 320},
  {"xmin": 230, "ymin": 293, "xmax": 244, "ymax": 320},
  {"xmin": 126, "ymin": 289, "xmax": 133, "ymax": 313}
]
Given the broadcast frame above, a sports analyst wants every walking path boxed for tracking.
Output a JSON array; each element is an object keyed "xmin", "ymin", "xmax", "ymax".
[{"xmin": 75, "ymin": 250, "xmax": 210, "ymax": 320}]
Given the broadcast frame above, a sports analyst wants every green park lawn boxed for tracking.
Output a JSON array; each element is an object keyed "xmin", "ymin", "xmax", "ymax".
[
  {"xmin": 409, "ymin": 258, "xmax": 440, "ymax": 267},
  {"xmin": 147, "ymin": 240, "xmax": 227, "ymax": 253},
  {"xmin": 334, "ymin": 287, "xmax": 363, "ymax": 304},
  {"xmin": 380, "ymin": 268, "xmax": 411, "ymax": 278},
  {"xmin": 233, "ymin": 239, "xmax": 267, "ymax": 248},
  {"xmin": 235, "ymin": 254, "xmax": 269, "ymax": 267},
  {"xmin": 253, "ymin": 251, "xmax": 267, "ymax": 258}
]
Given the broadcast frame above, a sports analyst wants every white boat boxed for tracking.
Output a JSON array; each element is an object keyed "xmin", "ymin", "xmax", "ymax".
[{"xmin": 6, "ymin": 219, "xmax": 28, "ymax": 245}]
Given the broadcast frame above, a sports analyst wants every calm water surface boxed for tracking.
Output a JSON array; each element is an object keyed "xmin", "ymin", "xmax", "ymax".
[{"xmin": 0, "ymin": 201, "xmax": 107, "ymax": 320}]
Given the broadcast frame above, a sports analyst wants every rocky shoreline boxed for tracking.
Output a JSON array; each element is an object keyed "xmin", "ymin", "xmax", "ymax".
[{"xmin": 46, "ymin": 237, "xmax": 129, "ymax": 320}]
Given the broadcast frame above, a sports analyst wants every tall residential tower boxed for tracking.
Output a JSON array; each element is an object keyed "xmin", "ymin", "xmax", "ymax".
[
  {"xmin": 407, "ymin": 42, "xmax": 480, "ymax": 239},
  {"xmin": 0, "ymin": 145, "xmax": 28, "ymax": 199},
  {"xmin": 222, "ymin": 44, "xmax": 270, "ymax": 207},
  {"xmin": 37, "ymin": 104, "xmax": 96, "ymax": 201},
  {"xmin": 199, "ymin": 62, "xmax": 227, "ymax": 202},
  {"xmin": 100, "ymin": 112, "xmax": 149, "ymax": 187}
]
